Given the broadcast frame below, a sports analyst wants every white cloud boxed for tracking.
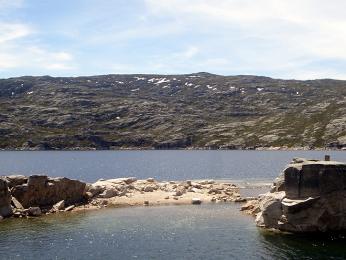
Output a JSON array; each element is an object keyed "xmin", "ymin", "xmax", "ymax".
[
  {"xmin": 0, "ymin": 20, "xmax": 75, "ymax": 74},
  {"xmin": 2, "ymin": 0, "xmax": 346, "ymax": 79},
  {"xmin": 0, "ymin": 45, "xmax": 75, "ymax": 72},
  {"xmin": 0, "ymin": 0, "xmax": 23, "ymax": 10},
  {"xmin": 144, "ymin": 0, "xmax": 346, "ymax": 78},
  {"xmin": 180, "ymin": 46, "xmax": 199, "ymax": 59},
  {"xmin": 46, "ymin": 63, "xmax": 73, "ymax": 70},
  {"xmin": 0, "ymin": 23, "xmax": 32, "ymax": 43}
]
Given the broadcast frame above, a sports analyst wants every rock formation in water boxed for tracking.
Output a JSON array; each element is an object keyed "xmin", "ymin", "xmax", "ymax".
[
  {"xmin": 249, "ymin": 157, "xmax": 346, "ymax": 232},
  {"xmin": 0, "ymin": 178, "xmax": 13, "ymax": 218},
  {"xmin": 0, "ymin": 174, "xmax": 244, "ymax": 220},
  {"xmin": 0, "ymin": 175, "xmax": 86, "ymax": 219},
  {"xmin": 10, "ymin": 175, "xmax": 86, "ymax": 208}
]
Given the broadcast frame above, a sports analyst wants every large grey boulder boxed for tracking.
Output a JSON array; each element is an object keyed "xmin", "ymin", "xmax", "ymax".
[
  {"xmin": 255, "ymin": 191, "xmax": 285, "ymax": 228},
  {"xmin": 256, "ymin": 158, "xmax": 346, "ymax": 232},
  {"xmin": 87, "ymin": 178, "xmax": 133, "ymax": 198},
  {"xmin": 0, "ymin": 177, "xmax": 13, "ymax": 217},
  {"xmin": 11, "ymin": 175, "xmax": 86, "ymax": 208}
]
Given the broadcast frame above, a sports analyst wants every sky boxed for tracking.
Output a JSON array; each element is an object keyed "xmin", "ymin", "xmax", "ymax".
[{"xmin": 1, "ymin": 0, "xmax": 346, "ymax": 79}]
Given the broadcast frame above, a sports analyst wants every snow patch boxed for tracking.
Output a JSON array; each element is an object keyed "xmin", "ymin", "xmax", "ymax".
[
  {"xmin": 155, "ymin": 78, "xmax": 170, "ymax": 84},
  {"xmin": 134, "ymin": 77, "xmax": 146, "ymax": 81}
]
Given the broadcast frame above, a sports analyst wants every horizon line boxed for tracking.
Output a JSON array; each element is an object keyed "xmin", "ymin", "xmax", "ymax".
[{"xmin": 1, "ymin": 72, "xmax": 344, "ymax": 82}]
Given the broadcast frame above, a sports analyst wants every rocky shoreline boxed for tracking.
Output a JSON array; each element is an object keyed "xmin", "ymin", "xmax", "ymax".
[
  {"xmin": 1, "ymin": 146, "xmax": 345, "ymax": 151},
  {"xmin": 0, "ymin": 175, "xmax": 249, "ymax": 221},
  {"xmin": 241, "ymin": 157, "xmax": 346, "ymax": 233},
  {"xmin": 3, "ymin": 156, "xmax": 346, "ymax": 234}
]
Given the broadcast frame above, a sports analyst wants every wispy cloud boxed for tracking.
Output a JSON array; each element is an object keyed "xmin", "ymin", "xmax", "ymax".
[
  {"xmin": 144, "ymin": 0, "xmax": 346, "ymax": 79},
  {"xmin": 0, "ymin": 23, "xmax": 32, "ymax": 43},
  {"xmin": 2, "ymin": 0, "xmax": 346, "ymax": 79},
  {"xmin": 0, "ymin": 0, "xmax": 24, "ymax": 10}
]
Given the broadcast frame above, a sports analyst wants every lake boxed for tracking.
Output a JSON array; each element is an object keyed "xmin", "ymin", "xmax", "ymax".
[
  {"xmin": 0, "ymin": 150, "xmax": 345, "ymax": 259},
  {"xmin": 1, "ymin": 204, "xmax": 346, "ymax": 259},
  {"xmin": 0, "ymin": 150, "xmax": 345, "ymax": 182}
]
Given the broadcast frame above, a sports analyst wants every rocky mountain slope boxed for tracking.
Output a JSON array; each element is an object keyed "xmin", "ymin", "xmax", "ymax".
[{"xmin": 0, "ymin": 72, "xmax": 346, "ymax": 150}]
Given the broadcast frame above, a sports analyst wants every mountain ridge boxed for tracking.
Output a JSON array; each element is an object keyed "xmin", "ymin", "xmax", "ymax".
[{"xmin": 0, "ymin": 73, "xmax": 345, "ymax": 150}]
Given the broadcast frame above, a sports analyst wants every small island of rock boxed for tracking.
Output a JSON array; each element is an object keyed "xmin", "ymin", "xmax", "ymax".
[
  {"xmin": 0, "ymin": 175, "xmax": 244, "ymax": 220},
  {"xmin": 242, "ymin": 157, "xmax": 346, "ymax": 233}
]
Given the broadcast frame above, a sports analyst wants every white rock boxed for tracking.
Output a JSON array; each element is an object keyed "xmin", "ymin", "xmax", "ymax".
[
  {"xmin": 191, "ymin": 187, "xmax": 203, "ymax": 193},
  {"xmin": 65, "ymin": 205, "xmax": 75, "ymax": 211},
  {"xmin": 146, "ymin": 178, "xmax": 155, "ymax": 183},
  {"xmin": 11, "ymin": 196, "xmax": 24, "ymax": 210},
  {"xmin": 192, "ymin": 198, "xmax": 202, "ymax": 205},
  {"xmin": 53, "ymin": 200, "xmax": 65, "ymax": 211},
  {"xmin": 98, "ymin": 188, "xmax": 118, "ymax": 198}
]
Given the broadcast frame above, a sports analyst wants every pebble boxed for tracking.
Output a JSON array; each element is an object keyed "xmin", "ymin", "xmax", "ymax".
[
  {"xmin": 192, "ymin": 198, "xmax": 202, "ymax": 205},
  {"xmin": 65, "ymin": 205, "xmax": 75, "ymax": 211}
]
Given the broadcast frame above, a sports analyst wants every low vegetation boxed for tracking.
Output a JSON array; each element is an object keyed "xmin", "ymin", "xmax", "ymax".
[{"xmin": 0, "ymin": 73, "xmax": 345, "ymax": 150}]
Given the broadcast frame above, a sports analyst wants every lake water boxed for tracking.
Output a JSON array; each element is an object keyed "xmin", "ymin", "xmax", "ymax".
[
  {"xmin": 0, "ymin": 150, "xmax": 346, "ymax": 259},
  {"xmin": 0, "ymin": 150, "xmax": 345, "ymax": 183},
  {"xmin": 1, "ymin": 204, "xmax": 346, "ymax": 259}
]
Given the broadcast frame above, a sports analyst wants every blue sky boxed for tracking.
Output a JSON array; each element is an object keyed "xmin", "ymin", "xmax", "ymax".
[{"xmin": 1, "ymin": 0, "xmax": 346, "ymax": 79}]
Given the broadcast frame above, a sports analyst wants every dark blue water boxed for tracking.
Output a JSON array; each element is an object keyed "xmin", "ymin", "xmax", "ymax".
[
  {"xmin": 0, "ymin": 150, "xmax": 344, "ymax": 182},
  {"xmin": 1, "ymin": 204, "xmax": 346, "ymax": 259}
]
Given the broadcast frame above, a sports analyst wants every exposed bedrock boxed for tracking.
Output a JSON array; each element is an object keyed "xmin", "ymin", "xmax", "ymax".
[
  {"xmin": 0, "ymin": 174, "xmax": 244, "ymax": 219},
  {"xmin": 254, "ymin": 157, "xmax": 346, "ymax": 232},
  {"xmin": 0, "ymin": 178, "xmax": 13, "ymax": 218},
  {"xmin": 10, "ymin": 175, "xmax": 86, "ymax": 208}
]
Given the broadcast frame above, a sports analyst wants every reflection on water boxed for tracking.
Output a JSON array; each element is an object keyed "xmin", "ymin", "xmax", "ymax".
[
  {"xmin": 259, "ymin": 230, "xmax": 346, "ymax": 259},
  {"xmin": 1, "ymin": 204, "xmax": 346, "ymax": 259}
]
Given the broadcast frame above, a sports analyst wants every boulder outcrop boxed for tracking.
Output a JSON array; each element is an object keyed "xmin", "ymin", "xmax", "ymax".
[
  {"xmin": 11, "ymin": 175, "xmax": 86, "ymax": 208},
  {"xmin": 0, "ymin": 178, "xmax": 12, "ymax": 217},
  {"xmin": 1, "ymin": 174, "xmax": 243, "ymax": 220},
  {"xmin": 255, "ymin": 158, "xmax": 346, "ymax": 232}
]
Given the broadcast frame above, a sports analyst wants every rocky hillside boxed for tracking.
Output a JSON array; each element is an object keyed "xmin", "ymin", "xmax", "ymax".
[{"xmin": 0, "ymin": 72, "xmax": 346, "ymax": 150}]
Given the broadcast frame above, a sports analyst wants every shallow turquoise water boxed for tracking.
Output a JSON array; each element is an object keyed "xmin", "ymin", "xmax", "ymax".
[{"xmin": 1, "ymin": 204, "xmax": 346, "ymax": 260}]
